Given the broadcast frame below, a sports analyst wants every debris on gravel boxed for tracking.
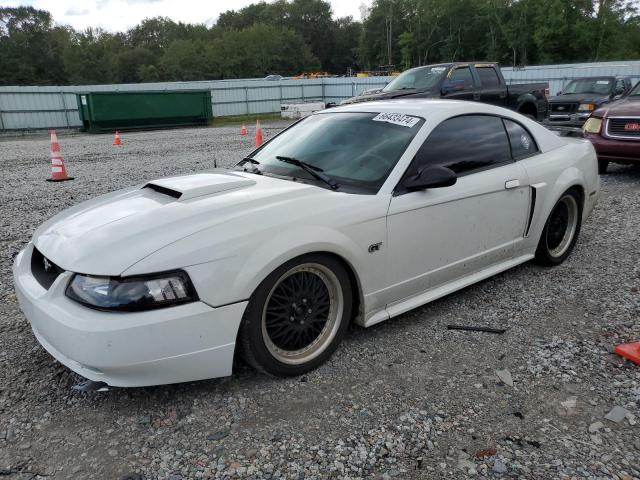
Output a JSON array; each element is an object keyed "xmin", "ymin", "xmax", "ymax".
[{"xmin": 1, "ymin": 124, "xmax": 639, "ymax": 479}]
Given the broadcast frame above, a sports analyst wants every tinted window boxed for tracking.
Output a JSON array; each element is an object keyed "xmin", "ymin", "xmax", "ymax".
[
  {"xmin": 449, "ymin": 67, "xmax": 474, "ymax": 90},
  {"xmin": 503, "ymin": 119, "xmax": 538, "ymax": 159},
  {"xmin": 477, "ymin": 67, "xmax": 501, "ymax": 88},
  {"xmin": 404, "ymin": 115, "xmax": 512, "ymax": 180}
]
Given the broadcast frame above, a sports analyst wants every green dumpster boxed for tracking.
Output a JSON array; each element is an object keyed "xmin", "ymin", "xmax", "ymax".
[{"xmin": 76, "ymin": 90, "xmax": 213, "ymax": 132}]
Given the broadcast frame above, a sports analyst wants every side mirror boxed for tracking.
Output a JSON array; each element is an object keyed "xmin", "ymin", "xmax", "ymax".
[
  {"xmin": 404, "ymin": 165, "xmax": 457, "ymax": 191},
  {"xmin": 556, "ymin": 91, "xmax": 562, "ymax": 95}
]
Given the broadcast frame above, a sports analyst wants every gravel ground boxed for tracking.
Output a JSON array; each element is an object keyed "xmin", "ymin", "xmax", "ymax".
[{"xmin": 0, "ymin": 123, "xmax": 639, "ymax": 480}]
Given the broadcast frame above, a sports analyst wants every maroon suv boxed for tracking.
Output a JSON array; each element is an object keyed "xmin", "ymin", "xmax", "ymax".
[{"xmin": 583, "ymin": 82, "xmax": 640, "ymax": 174}]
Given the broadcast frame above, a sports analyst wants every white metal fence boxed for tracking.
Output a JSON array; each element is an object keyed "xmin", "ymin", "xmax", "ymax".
[
  {"xmin": 0, "ymin": 77, "xmax": 391, "ymax": 131},
  {"xmin": 2, "ymin": 60, "xmax": 640, "ymax": 131}
]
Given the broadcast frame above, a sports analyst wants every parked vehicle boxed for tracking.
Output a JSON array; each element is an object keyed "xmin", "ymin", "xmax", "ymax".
[
  {"xmin": 340, "ymin": 62, "xmax": 549, "ymax": 121},
  {"xmin": 583, "ymin": 81, "xmax": 640, "ymax": 173},
  {"xmin": 544, "ymin": 76, "xmax": 632, "ymax": 133},
  {"xmin": 14, "ymin": 100, "xmax": 599, "ymax": 387},
  {"xmin": 264, "ymin": 74, "xmax": 283, "ymax": 81}
]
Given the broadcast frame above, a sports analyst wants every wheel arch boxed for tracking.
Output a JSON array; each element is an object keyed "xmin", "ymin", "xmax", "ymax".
[
  {"xmin": 517, "ymin": 100, "xmax": 538, "ymax": 119},
  {"xmin": 244, "ymin": 249, "xmax": 364, "ymax": 326}
]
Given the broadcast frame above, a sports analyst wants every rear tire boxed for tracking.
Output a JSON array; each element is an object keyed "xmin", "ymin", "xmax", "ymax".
[
  {"xmin": 238, "ymin": 254, "xmax": 352, "ymax": 377},
  {"xmin": 534, "ymin": 190, "xmax": 582, "ymax": 266},
  {"xmin": 598, "ymin": 160, "xmax": 609, "ymax": 174}
]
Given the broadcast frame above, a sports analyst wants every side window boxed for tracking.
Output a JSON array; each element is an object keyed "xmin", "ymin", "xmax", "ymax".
[
  {"xmin": 476, "ymin": 67, "xmax": 501, "ymax": 88},
  {"xmin": 449, "ymin": 67, "xmax": 474, "ymax": 91},
  {"xmin": 405, "ymin": 115, "xmax": 512, "ymax": 180},
  {"xmin": 503, "ymin": 119, "xmax": 538, "ymax": 159}
]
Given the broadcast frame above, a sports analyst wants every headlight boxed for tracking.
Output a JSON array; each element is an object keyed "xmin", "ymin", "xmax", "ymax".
[
  {"xmin": 583, "ymin": 117, "xmax": 602, "ymax": 134},
  {"xmin": 66, "ymin": 270, "xmax": 198, "ymax": 311},
  {"xmin": 578, "ymin": 103, "xmax": 595, "ymax": 112}
]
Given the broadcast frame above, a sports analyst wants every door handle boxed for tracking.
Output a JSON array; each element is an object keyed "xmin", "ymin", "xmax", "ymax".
[{"xmin": 505, "ymin": 179, "xmax": 520, "ymax": 189}]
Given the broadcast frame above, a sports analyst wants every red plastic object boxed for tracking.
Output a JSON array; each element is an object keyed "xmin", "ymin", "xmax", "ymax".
[{"xmin": 614, "ymin": 342, "xmax": 640, "ymax": 365}]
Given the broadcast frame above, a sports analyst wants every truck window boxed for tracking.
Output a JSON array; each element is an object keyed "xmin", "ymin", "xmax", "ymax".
[
  {"xmin": 477, "ymin": 67, "xmax": 501, "ymax": 88},
  {"xmin": 449, "ymin": 67, "xmax": 474, "ymax": 91}
]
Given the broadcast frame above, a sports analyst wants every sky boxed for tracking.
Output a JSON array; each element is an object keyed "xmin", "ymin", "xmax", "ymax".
[{"xmin": 2, "ymin": 0, "xmax": 372, "ymax": 31}]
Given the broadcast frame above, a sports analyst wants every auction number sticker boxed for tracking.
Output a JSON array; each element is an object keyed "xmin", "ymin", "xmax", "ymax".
[{"xmin": 372, "ymin": 112, "xmax": 420, "ymax": 128}]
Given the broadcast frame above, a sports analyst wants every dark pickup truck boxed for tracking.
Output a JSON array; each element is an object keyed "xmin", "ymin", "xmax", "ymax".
[
  {"xmin": 544, "ymin": 76, "xmax": 633, "ymax": 133},
  {"xmin": 341, "ymin": 62, "xmax": 549, "ymax": 121}
]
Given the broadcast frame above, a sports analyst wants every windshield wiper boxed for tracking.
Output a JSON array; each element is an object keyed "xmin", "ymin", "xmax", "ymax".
[
  {"xmin": 237, "ymin": 157, "xmax": 262, "ymax": 175},
  {"xmin": 275, "ymin": 156, "xmax": 339, "ymax": 190}
]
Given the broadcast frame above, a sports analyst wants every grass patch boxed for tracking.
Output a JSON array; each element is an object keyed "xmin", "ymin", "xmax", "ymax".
[{"xmin": 211, "ymin": 113, "xmax": 283, "ymax": 126}]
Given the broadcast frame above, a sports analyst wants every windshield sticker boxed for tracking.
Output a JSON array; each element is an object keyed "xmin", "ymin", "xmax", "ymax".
[
  {"xmin": 520, "ymin": 134, "xmax": 531, "ymax": 150},
  {"xmin": 430, "ymin": 66, "xmax": 447, "ymax": 73},
  {"xmin": 596, "ymin": 80, "xmax": 609, "ymax": 85},
  {"xmin": 372, "ymin": 112, "xmax": 420, "ymax": 128}
]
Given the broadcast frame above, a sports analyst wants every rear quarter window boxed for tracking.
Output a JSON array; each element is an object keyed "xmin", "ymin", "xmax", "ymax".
[{"xmin": 503, "ymin": 119, "xmax": 538, "ymax": 159}]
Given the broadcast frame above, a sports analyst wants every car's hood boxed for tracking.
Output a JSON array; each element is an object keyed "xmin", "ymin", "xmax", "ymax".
[
  {"xmin": 549, "ymin": 93, "xmax": 610, "ymax": 104},
  {"xmin": 593, "ymin": 96, "xmax": 640, "ymax": 117},
  {"xmin": 33, "ymin": 171, "xmax": 340, "ymax": 276}
]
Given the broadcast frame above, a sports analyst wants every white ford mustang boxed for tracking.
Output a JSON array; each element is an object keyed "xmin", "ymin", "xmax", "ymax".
[{"xmin": 13, "ymin": 100, "xmax": 600, "ymax": 387}]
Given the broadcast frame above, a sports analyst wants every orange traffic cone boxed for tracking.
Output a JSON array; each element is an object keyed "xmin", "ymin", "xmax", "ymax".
[
  {"xmin": 113, "ymin": 130, "xmax": 122, "ymax": 146},
  {"xmin": 255, "ymin": 119, "xmax": 264, "ymax": 147},
  {"xmin": 46, "ymin": 130, "xmax": 73, "ymax": 182},
  {"xmin": 614, "ymin": 342, "xmax": 640, "ymax": 365},
  {"xmin": 240, "ymin": 124, "xmax": 248, "ymax": 136}
]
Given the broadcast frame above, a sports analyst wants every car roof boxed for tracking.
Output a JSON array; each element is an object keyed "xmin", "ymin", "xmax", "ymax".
[
  {"xmin": 328, "ymin": 98, "xmax": 511, "ymax": 118},
  {"xmin": 324, "ymin": 98, "xmax": 568, "ymax": 153}
]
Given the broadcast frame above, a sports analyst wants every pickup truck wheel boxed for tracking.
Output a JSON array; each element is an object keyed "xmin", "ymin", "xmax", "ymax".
[
  {"xmin": 238, "ymin": 254, "xmax": 352, "ymax": 377},
  {"xmin": 534, "ymin": 190, "xmax": 582, "ymax": 266},
  {"xmin": 598, "ymin": 160, "xmax": 609, "ymax": 174}
]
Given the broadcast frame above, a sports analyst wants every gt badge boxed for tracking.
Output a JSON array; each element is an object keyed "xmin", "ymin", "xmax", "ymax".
[{"xmin": 43, "ymin": 257, "xmax": 52, "ymax": 272}]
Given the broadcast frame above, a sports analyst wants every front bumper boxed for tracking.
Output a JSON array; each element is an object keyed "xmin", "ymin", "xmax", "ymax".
[
  {"xmin": 585, "ymin": 133, "xmax": 640, "ymax": 163},
  {"xmin": 543, "ymin": 112, "xmax": 591, "ymax": 133},
  {"xmin": 13, "ymin": 244, "xmax": 247, "ymax": 387}
]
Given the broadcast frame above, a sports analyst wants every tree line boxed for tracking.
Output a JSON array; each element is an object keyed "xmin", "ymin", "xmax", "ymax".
[{"xmin": 0, "ymin": 0, "xmax": 639, "ymax": 86}]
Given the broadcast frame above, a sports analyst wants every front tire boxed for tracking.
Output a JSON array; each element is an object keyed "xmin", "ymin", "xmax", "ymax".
[
  {"xmin": 534, "ymin": 190, "xmax": 582, "ymax": 266},
  {"xmin": 238, "ymin": 254, "xmax": 352, "ymax": 376}
]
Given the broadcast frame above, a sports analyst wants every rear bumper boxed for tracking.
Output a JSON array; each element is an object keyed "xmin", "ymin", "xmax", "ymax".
[
  {"xmin": 13, "ymin": 243, "xmax": 247, "ymax": 387},
  {"xmin": 585, "ymin": 133, "xmax": 640, "ymax": 163}
]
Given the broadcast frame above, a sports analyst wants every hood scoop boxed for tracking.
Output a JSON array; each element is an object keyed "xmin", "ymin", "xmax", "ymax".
[{"xmin": 143, "ymin": 172, "xmax": 256, "ymax": 201}]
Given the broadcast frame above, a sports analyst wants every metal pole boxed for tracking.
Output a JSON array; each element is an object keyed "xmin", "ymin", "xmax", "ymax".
[
  {"xmin": 321, "ymin": 79, "xmax": 325, "ymax": 103},
  {"xmin": 0, "ymin": 100, "xmax": 5, "ymax": 131},
  {"xmin": 301, "ymin": 83, "xmax": 305, "ymax": 102},
  {"xmin": 244, "ymin": 87, "xmax": 249, "ymax": 115}
]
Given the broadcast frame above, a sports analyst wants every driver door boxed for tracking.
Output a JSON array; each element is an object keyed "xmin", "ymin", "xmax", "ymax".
[
  {"xmin": 384, "ymin": 114, "xmax": 530, "ymax": 309},
  {"xmin": 442, "ymin": 65, "xmax": 477, "ymax": 101}
]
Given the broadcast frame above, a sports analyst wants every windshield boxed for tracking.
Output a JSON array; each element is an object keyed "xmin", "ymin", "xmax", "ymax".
[
  {"xmin": 382, "ymin": 65, "xmax": 449, "ymax": 93},
  {"xmin": 563, "ymin": 78, "xmax": 612, "ymax": 95},
  {"xmin": 245, "ymin": 112, "xmax": 424, "ymax": 193}
]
